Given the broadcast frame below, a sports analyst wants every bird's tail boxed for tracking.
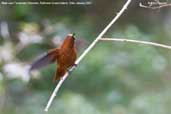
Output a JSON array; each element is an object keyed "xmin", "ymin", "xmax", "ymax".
[{"xmin": 53, "ymin": 67, "xmax": 66, "ymax": 81}]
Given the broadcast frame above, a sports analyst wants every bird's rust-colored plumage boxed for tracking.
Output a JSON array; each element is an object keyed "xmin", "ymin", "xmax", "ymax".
[{"xmin": 29, "ymin": 34, "xmax": 77, "ymax": 81}]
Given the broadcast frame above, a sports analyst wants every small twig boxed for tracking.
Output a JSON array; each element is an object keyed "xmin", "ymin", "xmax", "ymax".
[
  {"xmin": 44, "ymin": 0, "xmax": 132, "ymax": 112},
  {"xmin": 100, "ymin": 38, "xmax": 171, "ymax": 49},
  {"xmin": 140, "ymin": 2, "xmax": 171, "ymax": 9}
]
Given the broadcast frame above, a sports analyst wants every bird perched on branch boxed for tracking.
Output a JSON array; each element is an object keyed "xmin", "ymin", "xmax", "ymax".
[{"xmin": 29, "ymin": 33, "xmax": 77, "ymax": 81}]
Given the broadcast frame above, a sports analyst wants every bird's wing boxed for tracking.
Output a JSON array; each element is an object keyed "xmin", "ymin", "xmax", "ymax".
[{"xmin": 29, "ymin": 48, "xmax": 60, "ymax": 72}]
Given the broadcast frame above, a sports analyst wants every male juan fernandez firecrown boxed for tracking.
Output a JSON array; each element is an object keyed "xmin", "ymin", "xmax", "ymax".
[{"xmin": 29, "ymin": 33, "xmax": 77, "ymax": 81}]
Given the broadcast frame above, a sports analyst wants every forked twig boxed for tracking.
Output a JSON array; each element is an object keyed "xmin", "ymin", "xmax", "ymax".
[
  {"xmin": 44, "ymin": 0, "xmax": 132, "ymax": 112},
  {"xmin": 139, "ymin": 2, "xmax": 171, "ymax": 9},
  {"xmin": 100, "ymin": 38, "xmax": 171, "ymax": 49}
]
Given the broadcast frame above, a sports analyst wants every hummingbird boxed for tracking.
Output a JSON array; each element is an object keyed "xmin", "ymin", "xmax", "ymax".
[{"xmin": 29, "ymin": 33, "xmax": 77, "ymax": 81}]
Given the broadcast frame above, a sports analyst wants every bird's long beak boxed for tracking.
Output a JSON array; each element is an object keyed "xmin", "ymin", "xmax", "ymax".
[{"xmin": 72, "ymin": 33, "xmax": 75, "ymax": 37}]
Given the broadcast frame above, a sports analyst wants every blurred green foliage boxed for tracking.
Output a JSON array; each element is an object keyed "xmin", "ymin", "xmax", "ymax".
[{"xmin": 0, "ymin": 0, "xmax": 171, "ymax": 114}]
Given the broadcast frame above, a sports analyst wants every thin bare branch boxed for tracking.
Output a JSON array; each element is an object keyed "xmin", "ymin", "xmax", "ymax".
[
  {"xmin": 100, "ymin": 38, "xmax": 171, "ymax": 49},
  {"xmin": 140, "ymin": 2, "xmax": 171, "ymax": 9},
  {"xmin": 44, "ymin": 0, "xmax": 132, "ymax": 112}
]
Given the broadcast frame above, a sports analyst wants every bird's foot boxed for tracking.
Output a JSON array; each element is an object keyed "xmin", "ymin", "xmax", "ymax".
[
  {"xmin": 73, "ymin": 63, "xmax": 78, "ymax": 67},
  {"xmin": 66, "ymin": 69, "xmax": 72, "ymax": 76}
]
